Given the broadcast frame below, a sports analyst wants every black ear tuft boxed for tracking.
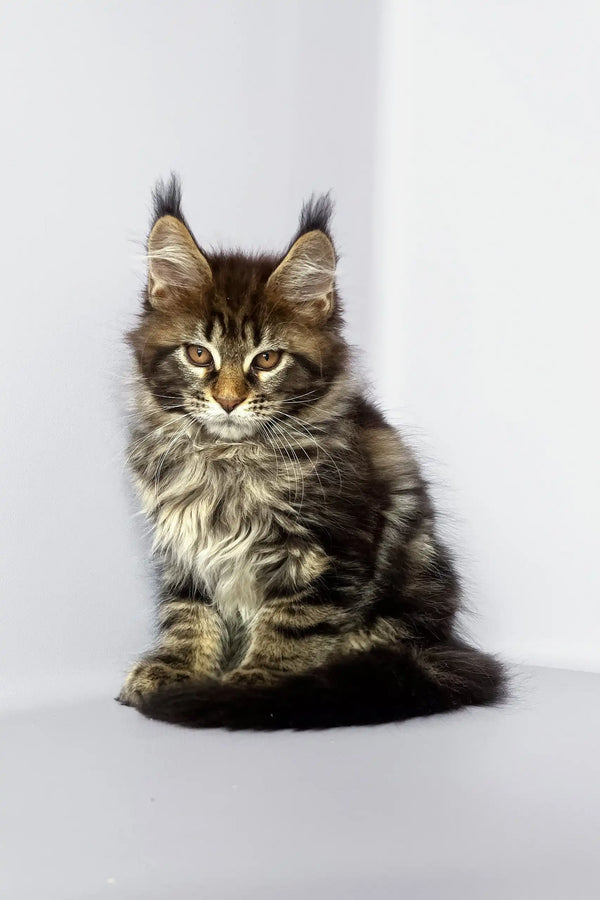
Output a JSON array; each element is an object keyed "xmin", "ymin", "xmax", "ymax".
[
  {"xmin": 285, "ymin": 192, "xmax": 336, "ymax": 260},
  {"xmin": 296, "ymin": 192, "xmax": 334, "ymax": 239},
  {"xmin": 151, "ymin": 173, "xmax": 184, "ymax": 225},
  {"xmin": 149, "ymin": 173, "xmax": 204, "ymax": 254},
  {"xmin": 297, "ymin": 192, "xmax": 334, "ymax": 237}
]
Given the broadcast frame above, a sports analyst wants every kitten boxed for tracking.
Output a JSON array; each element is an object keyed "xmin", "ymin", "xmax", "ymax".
[{"xmin": 119, "ymin": 176, "xmax": 505, "ymax": 730}]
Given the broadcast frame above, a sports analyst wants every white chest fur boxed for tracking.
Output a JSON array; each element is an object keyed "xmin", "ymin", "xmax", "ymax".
[{"xmin": 139, "ymin": 444, "xmax": 292, "ymax": 620}]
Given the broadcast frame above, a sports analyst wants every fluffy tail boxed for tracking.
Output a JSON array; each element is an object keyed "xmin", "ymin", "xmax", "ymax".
[{"xmin": 136, "ymin": 639, "xmax": 505, "ymax": 731}]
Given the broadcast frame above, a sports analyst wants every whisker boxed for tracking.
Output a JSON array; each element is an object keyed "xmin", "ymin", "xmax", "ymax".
[
  {"xmin": 267, "ymin": 419, "xmax": 301, "ymax": 512},
  {"xmin": 275, "ymin": 411, "xmax": 344, "ymax": 492},
  {"xmin": 257, "ymin": 421, "xmax": 289, "ymax": 507},
  {"xmin": 269, "ymin": 418, "xmax": 305, "ymax": 515},
  {"xmin": 153, "ymin": 416, "xmax": 193, "ymax": 502},
  {"xmin": 272, "ymin": 417, "xmax": 328, "ymax": 501}
]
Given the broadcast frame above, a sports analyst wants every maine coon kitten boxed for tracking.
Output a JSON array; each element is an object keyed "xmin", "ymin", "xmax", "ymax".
[{"xmin": 119, "ymin": 176, "xmax": 505, "ymax": 730}]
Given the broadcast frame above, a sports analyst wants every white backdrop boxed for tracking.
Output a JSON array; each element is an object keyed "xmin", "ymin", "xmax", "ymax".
[
  {"xmin": 0, "ymin": 0, "xmax": 380, "ymax": 707},
  {"xmin": 373, "ymin": 0, "xmax": 600, "ymax": 671},
  {"xmin": 1, "ymin": 1, "xmax": 599, "ymax": 710}
]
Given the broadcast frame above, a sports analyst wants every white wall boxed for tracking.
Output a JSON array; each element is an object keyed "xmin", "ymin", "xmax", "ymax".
[
  {"xmin": 0, "ymin": 0, "xmax": 381, "ymax": 706},
  {"xmin": 2, "ymin": 1, "xmax": 598, "ymax": 710},
  {"xmin": 373, "ymin": 0, "xmax": 600, "ymax": 671}
]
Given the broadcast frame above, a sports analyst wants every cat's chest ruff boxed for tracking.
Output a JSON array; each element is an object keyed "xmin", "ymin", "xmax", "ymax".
[{"xmin": 151, "ymin": 447, "xmax": 286, "ymax": 618}]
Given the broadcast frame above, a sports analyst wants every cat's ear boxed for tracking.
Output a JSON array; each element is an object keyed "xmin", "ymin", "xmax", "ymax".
[
  {"xmin": 267, "ymin": 230, "xmax": 336, "ymax": 320},
  {"xmin": 147, "ymin": 215, "xmax": 212, "ymax": 307}
]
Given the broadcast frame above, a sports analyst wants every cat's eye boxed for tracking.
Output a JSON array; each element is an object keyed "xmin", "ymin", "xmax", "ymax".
[
  {"xmin": 186, "ymin": 345, "xmax": 214, "ymax": 367},
  {"xmin": 252, "ymin": 350, "xmax": 282, "ymax": 371}
]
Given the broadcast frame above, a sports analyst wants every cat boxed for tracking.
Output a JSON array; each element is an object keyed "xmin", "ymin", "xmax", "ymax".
[{"xmin": 118, "ymin": 175, "xmax": 505, "ymax": 729}]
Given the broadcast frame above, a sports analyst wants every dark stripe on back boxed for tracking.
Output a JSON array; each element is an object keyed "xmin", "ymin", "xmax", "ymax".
[{"xmin": 274, "ymin": 621, "xmax": 343, "ymax": 639}]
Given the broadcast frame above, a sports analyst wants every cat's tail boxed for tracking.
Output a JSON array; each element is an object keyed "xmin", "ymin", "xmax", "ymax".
[{"xmin": 136, "ymin": 638, "xmax": 506, "ymax": 731}]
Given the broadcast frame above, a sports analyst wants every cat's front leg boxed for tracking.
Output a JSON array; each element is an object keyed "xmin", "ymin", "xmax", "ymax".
[
  {"xmin": 118, "ymin": 587, "xmax": 225, "ymax": 707},
  {"xmin": 224, "ymin": 587, "xmax": 353, "ymax": 685}
]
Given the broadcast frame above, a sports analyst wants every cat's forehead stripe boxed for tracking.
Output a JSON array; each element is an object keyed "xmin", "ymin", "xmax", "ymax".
[{"xmin": 203, "ymin": 307, "xmax": 263, "ymax": 348}]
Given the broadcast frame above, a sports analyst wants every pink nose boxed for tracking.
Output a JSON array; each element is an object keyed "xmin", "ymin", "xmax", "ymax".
[{"xmin": 214, "ymin": 395, "xmax": 244, "ymax": 413}]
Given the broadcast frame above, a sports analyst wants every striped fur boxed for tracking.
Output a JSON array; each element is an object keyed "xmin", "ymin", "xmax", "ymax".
[{"xmin": 118, "ymin": 176, "xmax": 505, "ymax": 728}]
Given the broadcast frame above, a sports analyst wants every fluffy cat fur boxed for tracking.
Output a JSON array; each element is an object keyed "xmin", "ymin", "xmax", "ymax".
[{"xmin": 119, "ymin": 175, "xmax": 505, "ymax": 730}]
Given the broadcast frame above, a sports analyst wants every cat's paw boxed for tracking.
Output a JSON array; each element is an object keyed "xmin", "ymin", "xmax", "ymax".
[
  {"xmin": 118, "ymin": 657, "xmax": 193, "ymax": 707},
  {"xmin": 223, "ymin": 666, "xmax": 279, "ymax": 687}
]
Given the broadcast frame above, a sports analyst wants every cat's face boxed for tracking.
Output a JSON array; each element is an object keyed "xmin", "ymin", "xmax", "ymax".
[{"xmin": 130, "ymin": 208, "xmax": 348, "ymax": 442}]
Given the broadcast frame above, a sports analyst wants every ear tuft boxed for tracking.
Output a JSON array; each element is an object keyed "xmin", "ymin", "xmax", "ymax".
[
  {"xmin": 295, "ymin": 193, "xmax": 334, "ymax": 242},
  {"xmin": 152, "ymin": 173, "xmax": 184, "ymax": 223}
]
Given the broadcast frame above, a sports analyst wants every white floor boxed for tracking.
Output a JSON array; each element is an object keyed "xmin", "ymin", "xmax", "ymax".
[{"xmin": 1, "ymin": 666, "xmax": 599, "ymax": 899}]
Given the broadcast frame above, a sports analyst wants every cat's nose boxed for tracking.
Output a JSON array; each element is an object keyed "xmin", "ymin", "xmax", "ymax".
[{"xmin": 214, "ymin": 395, "xmax": 245, "ymax": 413}]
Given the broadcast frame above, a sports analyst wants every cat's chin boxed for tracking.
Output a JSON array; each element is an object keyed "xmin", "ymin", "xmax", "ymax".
[{"xmin": 201, "ymin": 416, "xmax": 259, "ymax": 443}]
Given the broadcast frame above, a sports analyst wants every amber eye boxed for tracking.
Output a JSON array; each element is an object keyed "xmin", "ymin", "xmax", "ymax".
[
  {"xmin": 186, "ymin": 345, "xmax": 214, "ymax": 367},
  {"xmin": 252, "ymin": 350, "xmax": 282, "ymax": 371}
]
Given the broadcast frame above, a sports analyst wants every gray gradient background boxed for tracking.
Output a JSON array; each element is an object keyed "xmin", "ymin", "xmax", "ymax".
[
  {"xmin": 1, "ymin": 1, "xmax": 599, "ymax": 897},
  {"xmin": 2, "ymin": 667, "xmax": 599, "ymax": 899},
  {"xmin": 0, "ymin": 0, "xmax": 381, "ymax": 707}
]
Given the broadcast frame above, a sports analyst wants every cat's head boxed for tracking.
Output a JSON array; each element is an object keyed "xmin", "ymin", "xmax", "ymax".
[{"xmin": 129, "ymin": 176, "xmax": 350, "ymax": 441}]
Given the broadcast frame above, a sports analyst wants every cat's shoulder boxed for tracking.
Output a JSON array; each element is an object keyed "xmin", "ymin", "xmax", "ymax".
[{"xmin": 347, "ymin": 395, "xmax": 419, "ymax": 481}]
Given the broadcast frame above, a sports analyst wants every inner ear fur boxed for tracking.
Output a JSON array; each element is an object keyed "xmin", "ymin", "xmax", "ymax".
[
  {"xmin": 267, "ymin": 230, "xmax": 336, "ymax": 319},
  {"xmin": 147, "ymin": 215, "xmax": 212, "ymax": 307}
]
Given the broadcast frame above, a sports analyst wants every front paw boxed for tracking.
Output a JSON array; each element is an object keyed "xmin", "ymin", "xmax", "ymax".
[
  {"xmin": 223, "ymin": 666, "xmax": 280, "ymax": 687},
  {"xmin": 118, "ymin": 657, "xmax": 193, "ymax": 708}
]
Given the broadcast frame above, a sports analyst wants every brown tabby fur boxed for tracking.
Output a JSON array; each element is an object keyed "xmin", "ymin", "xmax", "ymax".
[{"xmin": 118, "ymin": 176, "xmax": 505, "ymax": 730}]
